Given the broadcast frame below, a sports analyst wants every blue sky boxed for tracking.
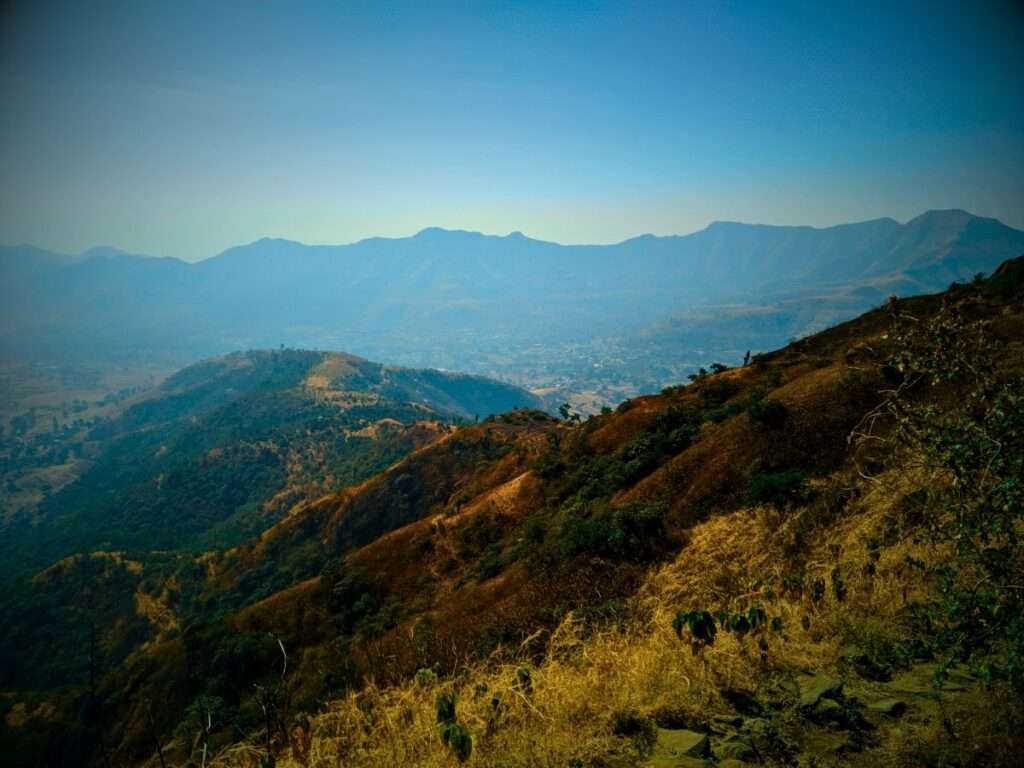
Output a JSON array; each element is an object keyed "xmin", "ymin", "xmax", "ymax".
[{"xmin": 1, "ymin": 0, "xmax": 1022, "ymax": 260}]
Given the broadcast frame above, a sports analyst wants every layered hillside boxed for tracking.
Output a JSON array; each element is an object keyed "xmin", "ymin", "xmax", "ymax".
[
  {"xmin": 3, "ymin": 258, "xmax": 1022, "ymax": 767},
  {"xmin": 0, "ymin": 349, "xmax": 541, "ymax": 580}
]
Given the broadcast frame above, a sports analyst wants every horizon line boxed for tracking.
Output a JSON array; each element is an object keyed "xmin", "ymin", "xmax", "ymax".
[{"xmin": 0, "ymin": 208, "xmax": 995, "ymax": 264}]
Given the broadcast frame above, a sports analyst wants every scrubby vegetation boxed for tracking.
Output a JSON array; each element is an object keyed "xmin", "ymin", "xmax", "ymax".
[{"xmin": 3, "ymin": 258, "xmax": 1023, "ymax": 767}]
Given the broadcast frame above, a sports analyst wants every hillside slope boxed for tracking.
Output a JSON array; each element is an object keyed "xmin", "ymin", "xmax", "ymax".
[
  {"xmin": 0, "ymin": 349, "xmax": 540, "ymax": 580},
  {"xmin": 3, "ymin": 258, "xmax": 1022, "ymax": 767}
]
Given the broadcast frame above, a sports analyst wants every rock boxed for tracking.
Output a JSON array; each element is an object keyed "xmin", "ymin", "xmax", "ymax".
[
  {"xmin": 722, "ymin": 688, "xmax": 766, "ymax": 717},
  {"xmin": 743, "ymin": 718, "xmax": 790, "ymax": 760},
  {"xmin": 762, "ymin": 676, "xmax": 799, "ymax": 709},
  {"xmin": 809, "ymin": 697, "xmax": 873, "ymax": 732},
  {"xmin": 867, "ymin": 698, "xmax": 907, "ymax": 717},
  {"xmin": 811, "ymin": 699, "xmax": 859, "ymax": 730},
  {"xmin": 801, "ymin": 729, "xmax": 867, "ymax": 760},
  {"xmin": 797, "ymin": 674, "xmax": 843, "ymax": 709},
  {"xmin": 712, "ymin": 714, "xmax": 744, "ymax": 729},
  {"xmin": 840, "ymin": 644, "xmax": 894, "ymax": 681},
  {"xmin": 719, "ymin": 733, "xmax": 758, "ymax": 761},
  {"xmin": 644, "ymin": 758, "xmax": 707, "ymax": 768},
  {"xmin": 653, "ymin": 727, "xmax": 711, "ymax": 758},
  {"xmin": 884, "ymin": 663, "xmax": 973, "ymax": 698}
]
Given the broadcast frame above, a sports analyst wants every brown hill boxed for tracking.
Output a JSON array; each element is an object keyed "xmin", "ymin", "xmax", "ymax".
[{"xmin": 4, "ymin": 258, "xmax": 1024, "ymax": 767}]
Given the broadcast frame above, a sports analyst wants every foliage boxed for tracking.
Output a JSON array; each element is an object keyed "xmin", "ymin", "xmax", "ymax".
[
  {"xmin": 557, "ymin": 502, "xmax": 670, "ymax": 562},
  {"xmin": 747, "ymin": 392, "xmax": 789, "ymax": 428},
  {"xmin": 514, "ymin": 666, "xmax": 533, "ymax": 695},
  {"xmin": 551, "ymin": 405, "xmax": 699, "ymax": 502},
  {"xmin": 673, "ymin": 605, "xmax": 775, "ymax": 655},
  {"xmin": 867, "ymin": 296, "xmax": 1024, "ymax": 688},
  {"xmin": 672, "ymin": 610, "xmax": 717, "ymax": 649},
  {"xmin": 745, "ymin": 470, "xmax": 807, "ymax": 507},
  {"xmin": 436, "ymin": 692, "xmax": 472, "ymax": 762},
  {"xmin": 322, "ymin": 559, "xmax": 403, "ymax": 637}
]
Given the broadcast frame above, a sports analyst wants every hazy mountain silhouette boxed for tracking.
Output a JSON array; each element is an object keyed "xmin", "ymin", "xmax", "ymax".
[{"xmin": 2, "ymin": 210, "xmax": 1022, "ymax": 373}]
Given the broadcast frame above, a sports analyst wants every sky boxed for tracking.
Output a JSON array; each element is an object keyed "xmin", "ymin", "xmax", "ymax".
[{"xmin": 1, "ymin": 0, "xmax": 1022, "ymax": 261}]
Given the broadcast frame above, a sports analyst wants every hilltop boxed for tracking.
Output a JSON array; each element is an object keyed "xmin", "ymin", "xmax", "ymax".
[
  {"xmin": 0, "ymin": 349, "xmax": 540, "ymax": 580},
  {"xmin": 3, "ymin": 256, "xmax": 1022, "ymax": 767}
]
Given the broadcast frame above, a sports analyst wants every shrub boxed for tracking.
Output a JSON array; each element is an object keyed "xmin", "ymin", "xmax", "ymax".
[
  {"xmin": 436, "ymin": 691, "xmax": 457, "ymax": 725},
  {"xmin": 475, "ymin": 543, "xmax": 506, "ymax": 581},
  {"xmin": 748, "ymin": 396, "xmax": 788, "ymax": 428},
  {"xmin": 440, "ymin": 722, "xmax": 473, "ymax": 762},
  {"xmin": 322, "ymin": 560, "xmax": 378, "ymax": 633},
  {"xmin": 414, "ymin": 667, "xmax": 438, "ymax": 688},
  {"xmin": 870, "ymin": 297, "xmax": 1024, "ymax": 688},
  {"xmin": 673, "ymin": 610, "xmax": 717, "ymax": 649},
  {"xmin": 745, "ymin": 470, "xmax": 806, "ymax": 507},
  {"xmin": 700, "ymin": 378, "xmax": 740, "ymax": 407},
  {"xmin": 558, "ymin": 502, "xmax": 669, "ymax": 561},
  {"xmin": 514, "ymin": 666, "xmax": 533, "ymax": 694},
  {"xmin": 436, "ymin": 692, "xmax": 472, "ymax": 762}
]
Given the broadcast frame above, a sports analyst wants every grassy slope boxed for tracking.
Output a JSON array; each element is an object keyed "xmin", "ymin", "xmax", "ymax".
[
  {"xmin": 6, "ymin": 260, "xmax": 1024, "ymax": 767},
  {"xmin": 239, "ymin": 260, "xmax": 1023, "ymax": 767}
]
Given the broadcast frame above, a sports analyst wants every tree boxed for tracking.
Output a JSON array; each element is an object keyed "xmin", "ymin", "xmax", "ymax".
[
  {"xmin": 558, "ymin": 403, "xmax": 580, "ymax": 423},
  {"xmin": 858, "ymin": 298, "xmax": 1024, "ymax": 687}
]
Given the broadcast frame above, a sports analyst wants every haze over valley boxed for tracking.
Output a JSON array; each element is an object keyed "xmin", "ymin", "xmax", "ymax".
[{"xmin": 4, "ymin": 208, "xmax": 1022, "ymax": 414}]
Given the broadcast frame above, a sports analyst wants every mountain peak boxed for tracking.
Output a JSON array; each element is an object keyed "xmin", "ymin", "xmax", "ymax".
[
  {"xmin": 413, "ymin": 226, "xmax": 490, "ymax": 240},
  {"xmin": 906, "ymin": 209, "xmax": 976, "ymax": 226},
  {"xmin": 79, "ymin": 245, "xmax": 129, "ymax": 260},
  {"xmin": 414, "ymin": 226, "xmax": 455, "ymax": 238}
]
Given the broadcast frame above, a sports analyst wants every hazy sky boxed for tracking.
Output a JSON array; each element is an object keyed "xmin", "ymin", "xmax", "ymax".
[{"xmin": 1, "ymin": 0, "xmax": 1022, "ymax": 261}]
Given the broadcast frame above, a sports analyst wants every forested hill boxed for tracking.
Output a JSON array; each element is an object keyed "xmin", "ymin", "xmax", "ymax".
[{"xmin": 0, "ymin": 349, "xmax": 541, "ymax": 580}]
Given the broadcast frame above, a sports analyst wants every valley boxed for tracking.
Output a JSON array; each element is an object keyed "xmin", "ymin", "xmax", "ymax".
[
  {"xmin": 2, "ymin": 256, "xmax": 1021, "ymax": 768},
  {"xmin": 5, "ymin": 211, "xmax": 1023, "ymax": 412}
]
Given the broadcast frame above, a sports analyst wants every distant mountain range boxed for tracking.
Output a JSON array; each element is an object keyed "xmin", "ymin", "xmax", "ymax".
[{"xmin": 3, "ymin": 210, "xmax": 1022, "ymax": 391}]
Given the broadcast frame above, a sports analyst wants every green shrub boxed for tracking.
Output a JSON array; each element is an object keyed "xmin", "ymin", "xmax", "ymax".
[
  {"xmin": 558, "ymin": 502, "xmax": 669, "ymax": 561},
  {"xmin": 673, "ymin": 610, "xmax": 717, "ymax": 648},
  {"xmin": 876, "ymin": 296, "xmax": 1024, "ymax": 688},
  {"xmin": 440, "ymin": 722, "xmax": 473, "ymax": 761},
  {"xmin": 748, "ymin": 396, "xmax": 788, "ymax": 428},
  {"xmin": 701, "ymin": 378, "xmax": 740, "ymax": 407},
  {"xmin": 514, "ymin": 666, "xmax": 533, "ymax": 694},
  {"xmin": 475, "ymin": 543, "xmax": 506, "ymax": 581},
  {"xmin": 436, "ymin": 692, "xmax": 472, "ymax": 761},
  {"xmin": 436, "ymin": 692, "xmax": 457, "ymax": 725},
  {"xmin": 745, "ymin": 470, "xmax": 806, "ymax": 507},
  {"xmin": 414, "ymin": 667, "xmax": 438, "ymax": 688}
]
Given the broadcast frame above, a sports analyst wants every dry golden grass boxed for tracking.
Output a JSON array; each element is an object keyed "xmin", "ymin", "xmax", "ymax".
[{"xmin": 223, "ymin": 467, "xmax": 941, "ymax": 768}]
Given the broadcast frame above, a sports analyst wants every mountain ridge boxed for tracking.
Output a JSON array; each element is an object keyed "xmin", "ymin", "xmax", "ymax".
[
  {"xmin": 3, "ymin": 209, "xmax": 1023, "ymax": 407},
  {"xmin": 2, "ymin": 208, "xmax": 1010, "ymax": 263}
]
